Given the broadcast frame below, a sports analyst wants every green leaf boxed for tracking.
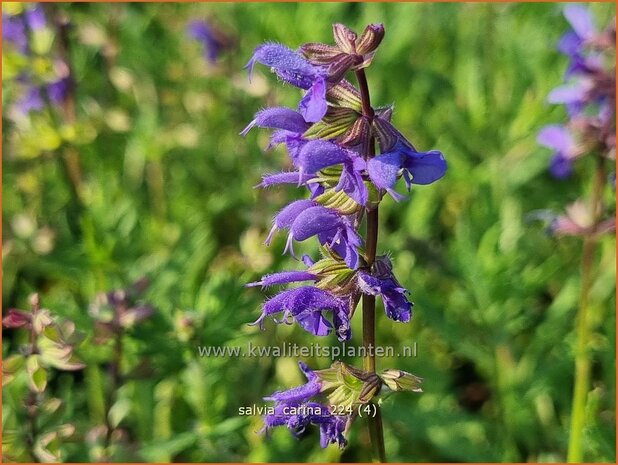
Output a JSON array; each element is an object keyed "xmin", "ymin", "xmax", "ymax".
[
  {"xmin": 108, "ymin": 397, "xmax": 132, "ymax": 429},
  {"xmin": 55, "ymin": 423, "xmax": 76, "ymax": 439},
  {"xmin": 32, "ymin": 309, "xmax": 54, "ymax": 334},
  {"xmin": 26, "ymin": 356, "xmax": 47, "ymax": 393},
  {"xmin": 326, "ymin": 80, "xmax": 362, "ymax": 111},
  {"xmin": 3, "ymin": 354, "xmax": 25, "ymax": 375},
  {"xmin": 303, "ymin": 107, "xmax": 360, "ymax": 140},
  {"xmin": 30, "ymin": 28, "xmax": 55, "ymax": 56},
  {"xmin": 41, "ymin": 397, "xmax": 63, "ymax": 415},
  {"xmin": 34, "ymin": 432, "xmax": 61, "ymax": 462},
  {"xmin": 314, "ymin": 188, "xmax": 361, "ymax": 215},
  {"xmin": 140, "ymin": 432, "xmax": 198, "ymax": 462}
]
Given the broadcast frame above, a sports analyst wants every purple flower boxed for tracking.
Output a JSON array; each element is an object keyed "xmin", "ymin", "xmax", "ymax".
[
  {"xmin": 540, "ymin": 5, "xmax": 614, "ymax": 176},
  {"xmin": 318, "ymin": 412, "xmax": 348, "ymax": 448},
  {"xmin": 366, "ymin": 151, "xmax": 404, "ymax": 200},
  {"xmin": 261, "ymin": 362, "xmax": 349, "ymax": 448},
  {"xmin": 547, "ymin": 81, "xmax": 592, "ymax": 116},
  {"xmin": 241, "ymin": 107, "xmax": 309, "ymax": 137},
  {"xmin": 563, "ymin": 4, "xmax": 596, "ymax": 43},
  {"xmin": 24, "ymin": 5, "xmax": 47, "ymax": 31},
  {"xmin": 298, "ymin": 76, "xmax": 327, "ymax": 123},
  {"xmin": 187, "ymin": 20, "xmax": 224, "ymax": 63},
  {"xmin": 295, "ymin": 140, "xmax": 369, "ymax": 205},
  {"xmin": 245, "ymin": 43, "xmax": 329, "ymax": 122},
  {"xmin": 47, "ymin": 76, "xmax": 72, "ymax": 104},
  {"xmin": 244, "ymin": 23, "xmax": 447, "ymax": 454},
  {"xmin": 247, "ymin": 270, "xmax": 317, "ymax": 288},
  {"xmin": 549, "ymin": 155, "xmax": 574, "ymax": 179},
  {"xmin": 264, "ymin": 361, "xmax": 322, "ymax": 403},
  {"xmin": 336, "ymin": 155, "xmax": 369, "ymax": 206},
  {"xmin": 367, "ymin": 140, "xmax": 447, "ymax": 198},
  {"xmin": 2, "ymin": 14, "xmax": 28, "ymax": 53},
  {"xmin": 266, "ymin": 200, "xmax": 363, "ymax": 268},
  {"xmin": 250, "ymin": 286, "xmax": 350, "ymax": 340},
  {"xmin": 296, "ymin": 140, "xmax": 350, "ymax": 174},
  {"xmin": 256, "ymin": 171, "xmax": 316, "ymax": 189},
  {"xmin": 293, "ymin": 206, "xmax": 362, "ymax": 269},
  {"xmin": 358, "ymin": 256, "xmax": 413, "ymax": 322},
  {"xmin": 549, "ymin": 4, "xmax": 614, "ymax": 116},
  {"xmin": 316, "ymin": 215, "xmax": 363, "ymax": 270},
  {"xmin": 242, "ymin": 107, "xmax": 312, "ymax": 164},
  {"xmin": 246, "ymin": 43, "xmax": 321, "ymax": 89},
  {"xmin": 265, "ymin": 199, "xmax": 318, "ymax": 251},
  {"xmin": 558, "ymin": 5, "xmax": 598, "ymax": 77},
  {"xmin": 262, "ymin": 401, "xmax": 348, "ymax": 448},
  {"xmin": 16, "ymin": 86, "xmax": 45, "ymax": 114},
  {"xmin": 537, "ymin": 125, "xmax": 579, "ymax": 179}
]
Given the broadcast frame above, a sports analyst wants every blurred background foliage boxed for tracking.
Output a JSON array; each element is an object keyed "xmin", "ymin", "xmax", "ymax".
[{"xmin": 2, "ymin": 2, "xmax": 616, "ymax": 462}]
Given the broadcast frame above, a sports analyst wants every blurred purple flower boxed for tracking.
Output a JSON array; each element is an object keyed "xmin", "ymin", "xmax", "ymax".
[
  {"xmin": 47, "ymin": 76, "xmax": 72, "ymax": 104},
  {"xmin": 17, "ymin": 87, "xmax": 45, "ymax": 114},
  {"xmin": 539, "ymin": 4, "xmax": 615, "ymax": 176},
  {"xmin": 24, "ymin": 5, "xmax": 47, "ymax": 30},
  {"xmin": 537, "ymin": 125, "xmax": 579, "ymax": 179},
  {"xmin": 2, "ymin": 14, "xmax": 28, "ymax": 53},
  {"xmin": 187, "ymin": 20, "xmax": 226, "ymax": 64}
]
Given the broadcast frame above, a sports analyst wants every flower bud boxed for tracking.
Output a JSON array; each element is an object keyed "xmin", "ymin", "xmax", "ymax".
[
  {"xmin": 380, "ymin": 369, "xmax": 423, "ymax": 393},
  {"xmin": 356, "ymin": 24, "xmax": 385, "ymax": 56},
  {"xmin": 332, "ymin": 23, "xmax": 357, "ymax": 54}
]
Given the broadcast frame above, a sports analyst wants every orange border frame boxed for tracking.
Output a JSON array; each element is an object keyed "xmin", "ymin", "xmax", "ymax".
[{"xmin": 0, "ymin": 1, "xmax": 616, "ymax": 464}]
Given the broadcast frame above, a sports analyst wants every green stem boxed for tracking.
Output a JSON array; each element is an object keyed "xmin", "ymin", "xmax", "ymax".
[
  {"xmin": 567, "ymin": 157, "xmax": 606, "ymax": 462},
  {"xmin": 48, "ymin": 5, "xmax": 86, "ymax": 239},
  {"xmin": 103, "ymin": 324, "xmax": 124, "ymax": 458},
  {"xmin": 356, "ymin": 67, "xmax": 386, "ymax": 463}
]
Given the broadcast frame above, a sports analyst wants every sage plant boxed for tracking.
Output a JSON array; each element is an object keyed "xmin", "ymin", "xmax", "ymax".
[
  {"xmin": 2, "ymin": 294, "xmax": 85, "ymax": 462},
  {"xmin": 537, "ymin": 5, "xmax": 615, "ymax": 462},
  {"xmin": 88, "ymin": 278, "xmax": 154, "ymax": 459},
  {"xmin": 244, "ymin": 23, "xmax": 446, "ymax": 458}
]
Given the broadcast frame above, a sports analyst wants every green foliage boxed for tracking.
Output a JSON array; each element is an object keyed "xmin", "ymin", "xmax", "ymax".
[{"xmin": 3, "ymin": 2, "xmax": 615, "ymax": 462}]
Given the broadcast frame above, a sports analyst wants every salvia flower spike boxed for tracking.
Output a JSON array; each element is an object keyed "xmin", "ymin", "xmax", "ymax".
[
  {"xmin": 244, "ymin": 23, "xmax": 446, "ymax": 453},
  {"xmin": 536, "ymin": 5, "xmax": 615, "ymax": 463}
]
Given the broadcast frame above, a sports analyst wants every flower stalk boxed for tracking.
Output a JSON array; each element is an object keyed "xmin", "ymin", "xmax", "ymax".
[
  {"xmin": 88, "ymin": 279, "xmax": 154, "ymax": 459},
  {"xmin": 567, "ymin": 156, "xmax": 607, "ymax": 463},
  {"xmin": 244, "ymin": 22, "xmax": 445, "ymax": 455},
  {"xmin": 535, "ymin": 6, "xmax": 615, "ymax": 462},
  {"xmin": 355, "ymin": 66, "xmax": 386, "ymax": 462}
]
